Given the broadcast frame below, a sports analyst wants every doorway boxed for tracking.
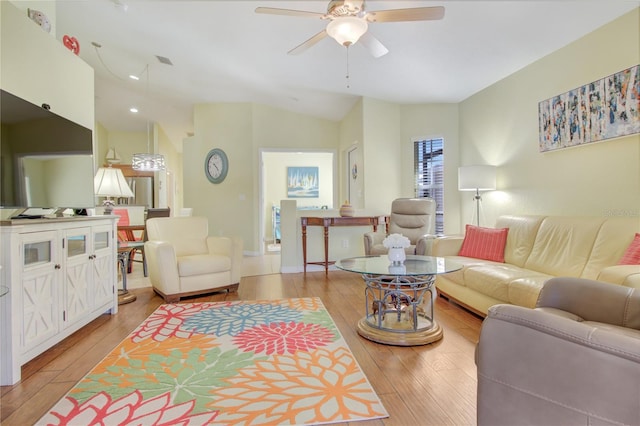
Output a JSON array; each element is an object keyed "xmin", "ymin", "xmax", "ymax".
[{"xmin": 259, "ymin": 149, "xmax": 337, "ymax": 255}]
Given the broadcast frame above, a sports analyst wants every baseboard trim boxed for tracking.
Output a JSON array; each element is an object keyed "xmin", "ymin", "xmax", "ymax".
[{"xmin": 280, "ymin": 266, "xmax": 301, "ymax": 274}]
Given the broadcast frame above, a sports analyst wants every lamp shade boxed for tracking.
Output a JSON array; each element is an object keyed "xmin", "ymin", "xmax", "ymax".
[
  {"xmin": 94, "ymin": 166, "xmax": 135, "ymax": 198},
  {"xmin": 458, "ymin": 165, "xmax": 497, "ymax": 191},
  {"xmin": 326, "ymin": 16, "xmax": 368, "ymax": 46}
]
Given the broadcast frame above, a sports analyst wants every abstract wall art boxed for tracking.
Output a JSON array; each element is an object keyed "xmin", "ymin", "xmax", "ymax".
[{"xmin": 538, "ymin": 64, "xmax": 639, "ymax": 152}]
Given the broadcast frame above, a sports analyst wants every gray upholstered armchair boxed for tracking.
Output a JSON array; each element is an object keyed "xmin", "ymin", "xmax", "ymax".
[
  {"xmin": 476, "ymin": 277, "xmax": 640, "ymax": 425},
  {"xmin": 363, "ymin": 198, "xmax": 437, "ymax": 256}
]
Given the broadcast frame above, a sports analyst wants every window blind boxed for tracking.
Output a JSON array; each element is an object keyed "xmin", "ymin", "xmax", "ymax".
[{"xmin": 414, "ymin": 138, "xmax": 444, "ymax": 234}]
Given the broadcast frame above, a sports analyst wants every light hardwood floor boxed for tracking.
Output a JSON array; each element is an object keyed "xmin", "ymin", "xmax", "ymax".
[{"xmin": 0, "ymin": 266, "xmax": 483, "ymax": 425}]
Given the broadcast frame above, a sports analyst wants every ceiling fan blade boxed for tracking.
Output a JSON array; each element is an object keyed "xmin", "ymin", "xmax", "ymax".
[
  {"xmin": 358, "ymin": 32, "xmax": 389, "ymax": 58},
  {"xmin": 255, "ymin": 7, "xmax": 326, "ymax": 19},
  {"xmin": 366, "ymin": 6, "xmax": 445, "ymax": 23},
  {"xmin": 288, "ymin": 30, "xmax": 328, "ymax": 55}
]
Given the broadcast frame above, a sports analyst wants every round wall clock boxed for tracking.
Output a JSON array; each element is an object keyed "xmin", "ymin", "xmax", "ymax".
[{"xmin": 204, "ymin": 148, "xmax": 229, "ymax": 184}]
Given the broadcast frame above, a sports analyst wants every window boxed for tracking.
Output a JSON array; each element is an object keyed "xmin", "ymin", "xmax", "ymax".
[{"xmin": 414, "ymin": 138, "xmax": 444, "ymax": 234}]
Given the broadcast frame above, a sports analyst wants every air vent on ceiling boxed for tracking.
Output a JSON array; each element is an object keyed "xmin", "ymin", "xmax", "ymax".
[{"xmin": 156, "ymin": 55, "xmax": 173, "ymax": 66}]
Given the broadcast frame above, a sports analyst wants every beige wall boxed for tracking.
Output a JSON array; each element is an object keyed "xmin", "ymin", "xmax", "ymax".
[
  {"xmin": 184, "ymin": 103, "xmax": 339, "ymax": 253},
  {"xmin": 94, "ymin": 122, "xmax": 109, "ymax": 171},
  {"xmin": 338, "ymin": 99, "xmax": 364, "ymax": 209},
  {"xmin": 157, "ymin": 123, "xmax": 182, "ymax": 213},
  {"xmin": 185, "ymin": 103, "xmax": 253, "ymax": 248},
  {"xmin": 1, "ymin": 1, "xmax": 93, "ymax": 130},
  {"xmin": 104, "ymin": 131, "xmax": 148, "ymax": 165},
  {"xmin": 362, "ymin": 98, "xmax": 402, "ymax": 215},
  {"xmin": 400, "ymin": 104, "xmax": 461, "ymax": 234},
  {"xmin": 459, "ymin": 8, "xmax": 640, "ymax": 229}
]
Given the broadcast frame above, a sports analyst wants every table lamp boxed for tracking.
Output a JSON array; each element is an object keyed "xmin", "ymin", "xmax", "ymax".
[
  {"xmin": 458, "ymin": 165, "xmax": 497, "ymax": 226},
  {"xmin": 94, "ymin": 166, "xmax": 134, "ymax": 214}
]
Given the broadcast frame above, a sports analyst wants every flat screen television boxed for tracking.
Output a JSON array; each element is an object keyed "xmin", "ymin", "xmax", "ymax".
[{"xmin": 1, "ymin": 89, "xmax": 95, "ymax": 210}]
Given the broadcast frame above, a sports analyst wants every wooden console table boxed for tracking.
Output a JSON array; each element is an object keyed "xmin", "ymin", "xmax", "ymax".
[{"xmin": 301, "ymin": 216, "xmax": 388, "ymax": 274}]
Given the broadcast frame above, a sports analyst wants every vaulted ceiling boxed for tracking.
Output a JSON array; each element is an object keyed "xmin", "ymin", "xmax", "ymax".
[{"xmin": 51, "ymin": 1, "xmax": 639, "ymax": 151}]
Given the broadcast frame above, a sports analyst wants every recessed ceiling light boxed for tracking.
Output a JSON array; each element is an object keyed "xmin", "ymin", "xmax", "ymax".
[
  {"xmin": 129, "ymin": 74, "xmax": 139, "ymax": 80},
  {"xmin": 130, "ymin": 107, "xmax": 138, "ymax": 113}
]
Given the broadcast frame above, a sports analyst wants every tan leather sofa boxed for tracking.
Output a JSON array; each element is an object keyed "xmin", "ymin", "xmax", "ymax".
[
  {"xmin": 144, "ymin": 216, "xmax": 243, "ymax": 302},
  {"xmin": 364, "ymin": 197, "xmax": 437, "ymax": 256},
  {"xmin": 432, "ymin": 215, "xmax": 640, "ymax": 316},
  {"xmin": 476, "ymin": 277, "xmax": 640, "ymax": 425}
]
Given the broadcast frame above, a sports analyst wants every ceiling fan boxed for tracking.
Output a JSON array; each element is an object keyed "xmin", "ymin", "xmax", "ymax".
[{"xmin": 255, "ymin": 0, "xmax": 445, "ymax": 58}]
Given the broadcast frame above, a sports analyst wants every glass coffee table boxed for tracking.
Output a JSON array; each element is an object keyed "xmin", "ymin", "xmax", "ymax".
[{"xmin": 336, "ymin": 255, "xmax": 462, "ymax": 346}]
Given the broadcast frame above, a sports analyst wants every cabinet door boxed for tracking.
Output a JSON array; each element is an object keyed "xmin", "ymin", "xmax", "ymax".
[
  {"xmin": 64, "ymin": 228, "xmax": 91, "ymax": 327},
  {"xmin": 21, "ymin": 231, "xmax": 60, "ymax": 351},
  {"xmin": 91, "ymin": 224, "xmax": 114, "ymax": 308}
]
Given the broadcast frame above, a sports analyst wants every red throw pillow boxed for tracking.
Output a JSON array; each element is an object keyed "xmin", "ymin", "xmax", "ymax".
[
  {"xmin": 458, "ymin": 224, "xmax": 508, "ymax": 263},
  {"xmin": 618, "ymin": 233, "xmax": 640, "ymax": 265}
]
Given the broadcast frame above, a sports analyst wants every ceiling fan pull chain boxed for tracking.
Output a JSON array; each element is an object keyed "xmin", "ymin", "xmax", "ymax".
[{"xmin": 346, "ymin": 46, "xmax": 351, "ymax": 89}]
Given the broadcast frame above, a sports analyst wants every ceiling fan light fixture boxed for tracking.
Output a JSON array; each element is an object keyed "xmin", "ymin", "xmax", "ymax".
[{"xmin": 326, "ymin": 16, "xmax": 368, "ymax": 46}]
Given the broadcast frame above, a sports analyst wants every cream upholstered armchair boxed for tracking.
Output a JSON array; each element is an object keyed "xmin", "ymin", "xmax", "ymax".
[
  {"xmin": 144, "ymin": 216, "xmax": 243, "ymax": 302},
  {"xmin": 476, "ymin": 277, "xmax": 640, "ymax": 425},
  {"xmin": 364, "ymin": 198, "xmax": 437, "ymax": 256}
]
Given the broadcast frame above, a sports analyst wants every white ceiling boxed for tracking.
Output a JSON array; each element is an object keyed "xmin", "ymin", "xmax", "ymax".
[{"xmin": 52, "ymin": 0, "xmax": 639, "ymax": 151}]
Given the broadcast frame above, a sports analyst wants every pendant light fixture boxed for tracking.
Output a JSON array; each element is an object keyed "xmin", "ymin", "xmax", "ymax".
[
  {"xmin": 132, "ymin": 122, "xmax": 166, "ymax": 171},
  {"xmin": 131, "ymin": 64, "xmax": 166, "ymax": 171}
]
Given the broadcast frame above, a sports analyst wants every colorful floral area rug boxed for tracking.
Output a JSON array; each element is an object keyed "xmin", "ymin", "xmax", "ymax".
[{"xmin": 39, "ymin": 297, "xmax": 388, "ymax": 425}]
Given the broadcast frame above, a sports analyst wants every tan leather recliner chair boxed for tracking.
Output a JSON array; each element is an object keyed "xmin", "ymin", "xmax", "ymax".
[
  {"xmin": 144, "ymin": 216, "xmax": 243, "ymax": 302},
  {"xmin": 363, "ymin": 197, "xmax": 437, "ymax": 256},
  {"xmin": 476, "ymin": 277, "xmax": 640, "ymax": 425}
]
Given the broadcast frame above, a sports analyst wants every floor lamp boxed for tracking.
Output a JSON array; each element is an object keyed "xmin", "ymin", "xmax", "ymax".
[{"xmin": 458, "ymin": 165, "xmax": 497, "ymax": 226}]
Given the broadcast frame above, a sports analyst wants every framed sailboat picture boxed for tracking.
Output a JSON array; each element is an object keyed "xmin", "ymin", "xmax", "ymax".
[{"xmin": 287, "ymin": 166, "xmax": 319, "ymax": 198}]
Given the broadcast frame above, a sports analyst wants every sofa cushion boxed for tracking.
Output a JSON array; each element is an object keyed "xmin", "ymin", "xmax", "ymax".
[
  {"xmin": 458, "ymin": 263, "xmax": 550, "ymax": 307},
  {"xmin": 581, "ymin": 218, "xmax": 640, "ymax": 279},
  {"xmin": 458, "ymin": 225, "xmax": 508, "ymax": 262},
  {"xmin": 435, "ymin": 256, "xmax": 488, "ymax": 286},
  {"xmin": 598, "ymin": 265, "xmax": 640, "ymax": 286},
  {"xmin": 619, "ymin": 233, "xmax": 640, "ymax": 265},
  {"xmin": 508, "ymin": 275, "xmax": 552, "ymax": 308},
  {"xmin": 525, "ymin": 216, "xmax": 604, "ymax": 277},
  {"xmin": 177, "ymin": 254, "xmax": 231, "ymax": 277},
  {"xmin": 147, "ymin": 217, "xmax": 210, "ymax": 257},
  {"xmin": 464, "ymin": 264, "xmax": 530, "ymax": 302},
  {"xmin": 495, "ymin": 215, "xmax": 545, "ymax": 268}
]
